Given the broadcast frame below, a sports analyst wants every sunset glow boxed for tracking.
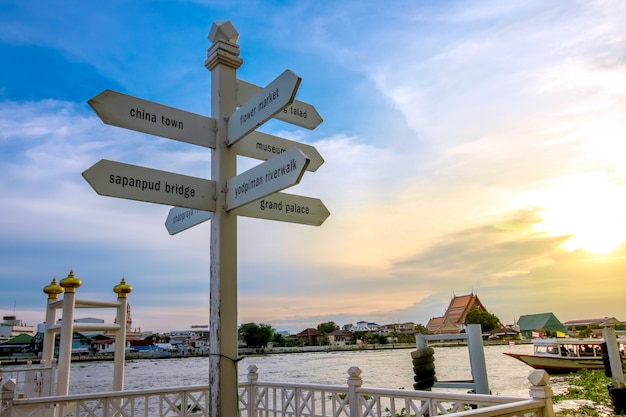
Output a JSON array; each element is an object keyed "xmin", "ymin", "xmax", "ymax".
[{"xmin": 1, "ymin": 1, "xmax": 625, "ymax": 333}]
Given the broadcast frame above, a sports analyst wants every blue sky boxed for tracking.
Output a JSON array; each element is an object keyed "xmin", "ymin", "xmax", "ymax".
[{"xmin": 1, "ymin": 1, "xmax": 625, "ymax": 334}]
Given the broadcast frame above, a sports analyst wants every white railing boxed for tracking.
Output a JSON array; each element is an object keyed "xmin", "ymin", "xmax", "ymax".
[
  {"xmin": 0, "ymin": 366, "xmax": 55, "ymax": 399},
  {"xmin": 1, "ymin": 365, "xmax": 554, "ymax": 417}
]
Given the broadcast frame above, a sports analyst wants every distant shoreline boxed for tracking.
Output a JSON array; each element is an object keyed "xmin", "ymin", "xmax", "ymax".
[{"xmin": 0, "ymin": 339, "xmax": 530, "ymax": 367}]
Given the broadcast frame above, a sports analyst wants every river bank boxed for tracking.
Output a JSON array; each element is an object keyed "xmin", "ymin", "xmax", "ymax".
[
  {"xmin": 0, "ymin": 339, "xmax": 531, "ymax": 366},
  {"xmin": 2, "ymin": 342, "xmax": 614, "ymax": 416}
]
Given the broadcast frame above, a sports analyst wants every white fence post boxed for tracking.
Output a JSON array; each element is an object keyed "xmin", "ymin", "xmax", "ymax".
[
  {"xmin": 0, "ymin": 379, "xmax": 16, "ymax": 417},
  {"xmin": 527, "ymin": 370, "xmax": 555, "ymax": 417},
  {"xmin": 56, "ymin": 270, "xmax": 81, "ymax": 395},
  {"xmin": 247, "ymin": 365, "xmax": 259, "ymax": 417},
  {"xmin": 347, "ymin": 367, "xmax": 362, "ymax": 417}
]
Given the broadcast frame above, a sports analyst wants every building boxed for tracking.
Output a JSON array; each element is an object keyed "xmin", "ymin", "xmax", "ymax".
[
  {"xmin": 0, "ymin": 315, "xmax": 36, "ymax": 340},
  {"xmin": 327, "ymin": 329, "xmax": 352, "ymax": 346},
  {"xmin": 73, "ymin": 317, "xmax": 106, "ymax": 338},
  {"xmin": 343, "ymin": 321, "xmax": 379, "ymax": 332},
  {"xmin": 296, "ymin": 328, "xmax": 320, "ymax": 346},
  {"xmin": 0, "ymin": 333, "xmax": 33, "ymax": 356},
  {"xmin": 427, "ymin": 293, "xmax": 487, "ymax": 334},
  {"xmin": 374, "ymin": 322, "xmax": 416, "ymax": 343},
  {"xmin": 563, "ymin": 317, "xmax": 622, "ymax": 330},
  {"xmin": 91, "ymin": 337, "xmax": 117, "ymax": 355},
  {"xmin": 516, "ymin": 313, "xmax": 567, "ymax": 338}
]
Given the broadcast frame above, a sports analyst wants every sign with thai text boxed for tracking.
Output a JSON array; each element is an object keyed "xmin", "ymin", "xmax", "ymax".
[{"xmin": 165, "ymin": 207, "xmax": 213, "ymax": 235}]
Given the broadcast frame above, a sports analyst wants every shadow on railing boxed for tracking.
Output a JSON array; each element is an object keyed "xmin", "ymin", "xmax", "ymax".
[{"xmin": 1, "ymin": 365, "xmax": 554, "ymax": 417}]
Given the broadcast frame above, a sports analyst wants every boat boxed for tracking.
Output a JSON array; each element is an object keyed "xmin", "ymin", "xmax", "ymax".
[{"xmin": 503, "ymin": 337, "xmax": 625, "ymax": 373}]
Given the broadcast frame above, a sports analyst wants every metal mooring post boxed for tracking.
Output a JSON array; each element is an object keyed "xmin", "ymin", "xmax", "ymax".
[
  {"xmin": 416, "ymin": 324, "xmax": 490, "ymax": 394},
  {"xmin": 466, "ymin": 324, "xmax": 489, "ymax": 395},
  {"xmin": 602, "ymin": 327, "xmax": 626, "ymax": 414}
]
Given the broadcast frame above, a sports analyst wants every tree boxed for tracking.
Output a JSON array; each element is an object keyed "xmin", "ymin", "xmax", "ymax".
[
  {"xmin": 317, "ymin": 321, "xmax": 340, "ymax": 345},
  {"xmin": 578, "ymin": 326, "xmax": 592, "ymax": 338},
  {"xmin": 465, "ymin": 308, "xmax": 502, "ymax": 333},
  {"xmin": 271, "ymin": 333, "xmax": 298, "ymax": 347},
  {"xmin": 414, "ymin": 324, "xmax": 431, "ymax": 335},
  {"xmin": 239, "ymin": 323, "xmax": 274, "ymax": 348},
  {"xmin": 351, "ymin": 331, "xmax": 365, "ymax": 344},
  {"xmin": 317, "ymin": 321, "xmax": 339, "ymax": 334}
]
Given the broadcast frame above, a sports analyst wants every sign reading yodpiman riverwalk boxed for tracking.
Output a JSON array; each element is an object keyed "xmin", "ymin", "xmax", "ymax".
[{"xmin": 82, "ymin": 20, "xmax": 328, "ymax": 417}]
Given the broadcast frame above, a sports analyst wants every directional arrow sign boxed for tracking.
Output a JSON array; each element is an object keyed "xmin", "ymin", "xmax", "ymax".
[
  {"xmin": 237, "ymin": 79, "xmax": 322, "ymax": 130},
  {"xmin": 233, "ymin": 192, "xmax": 330, "ymax": 226},
  {"xmin": 89, "ymin": 90, "xmax": 216, "ymax": 148},
  {"xmin": 82, "ymin": 159, "xmax": 216, "ymax": 211},
  {"xmin": 226, "ymin": 147, "xmax": 309, "ymax": 211},
  {"xmin": 227, "ymin": 70, "xmax": 301, "ymax": 146},
  {"xmin": 165, "ymin": 207, "xmax": 212, "ymax": 235},
  {"xmin": 232, "ymin": 131, "xmax": 324, "ymax": 172}
]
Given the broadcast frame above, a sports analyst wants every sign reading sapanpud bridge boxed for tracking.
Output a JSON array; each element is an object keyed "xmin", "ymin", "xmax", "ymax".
[{"xmin": 82, "ymin": 20, "xmax": 328, "ymax": 417}]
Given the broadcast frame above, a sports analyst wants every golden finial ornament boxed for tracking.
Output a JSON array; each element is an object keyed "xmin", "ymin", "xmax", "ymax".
[
  {"xmin": 59, "ymin": 270, "xmax": 82, "ymax": 293},
  {"xmin": 43, "ymin": 278, "xmax": 64, "ymax": 299},
  {"xmin": 113, "ymin": 277, "xmax": 132, "ymax": 298}
]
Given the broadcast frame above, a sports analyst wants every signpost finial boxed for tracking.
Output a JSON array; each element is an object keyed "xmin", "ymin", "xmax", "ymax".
[{"xmin": 209, "ymin": 20, "xmax": 238, "ymax": 44}]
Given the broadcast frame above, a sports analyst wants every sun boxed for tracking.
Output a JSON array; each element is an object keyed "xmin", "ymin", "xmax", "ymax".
[{"xmin": 522, "ymin": 174, "xmax": 626, "ymax": 254}]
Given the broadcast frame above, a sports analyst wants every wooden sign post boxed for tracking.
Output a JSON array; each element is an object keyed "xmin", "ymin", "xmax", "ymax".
[{"xmin": 84, "ymin": 20, "xmax": 328, "ymax": 417}]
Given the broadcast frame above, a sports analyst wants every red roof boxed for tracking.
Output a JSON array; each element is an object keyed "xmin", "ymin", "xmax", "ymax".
[
  {"xmin": 297, "ymin": 328, "xmax": 319, "ymax": 336},
  {"xmin": 426, "ymin": 293, "xmax": 486, "ymax": 334},
  {"xmin": 92, "ymin": 338, "xmax": 116, "ymax": 345}
]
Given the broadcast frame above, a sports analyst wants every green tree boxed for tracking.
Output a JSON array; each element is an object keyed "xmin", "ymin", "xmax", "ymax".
[
  {"xmin": 317, "ymin": 321, "xmax": 339, "ymax": 334},
  {"xmin": 317, "ymin": 321, "xmax": 340, "ymax": 345},
  {"xmin": 414, "ymin": 324, "xmax": 431, "ymax": 335},
  {"xmin": 464, "ymin": 308, "xmax": 502, "ymax": 333},
  {"xmin": 239, "ymin": 323, "xmax": 274, "ymax": 348},
  {"xmin": 271, "ymin": 333, "xmax": 298, "ymax": 347},
  {"xmin": 351, "ymin": 331, "xmax": 365, "ymax": 344}
]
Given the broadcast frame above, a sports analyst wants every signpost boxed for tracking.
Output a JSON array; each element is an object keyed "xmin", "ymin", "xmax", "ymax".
[
  {"xmin": 227, "ymin": 69, "xmax": 301, "ymax": 146},
  {"xmin": 237, "ymin": 79, "xmax": 323, "ymax": 130},
  {"xmin": 82, "ymin": 159, "xmax": 216, "ymax": 211},
  {"xmin": 83, "ymin": 20, "xmax": 328, "ymax": 417},
  {"xmin": 232, "ymin": 131, "xmax": 324, "ymax": 172},
  {"xmin": 89, "ymin": 90, "xmax": 217, "ymax": 148},
  {"xmin": 165, "ymin": 207, "xmax": 212, "ymax": 235},
  {"xmin": 167, "ymin": 191, "xmax": 330, "ymax": 231},
  {"xmin": 225, "ymin": 147, "xmax": 309, "ymax": 211},
  {"xmin": 233, "ymin": 192, "xmax": 330, "ymax": 226}
]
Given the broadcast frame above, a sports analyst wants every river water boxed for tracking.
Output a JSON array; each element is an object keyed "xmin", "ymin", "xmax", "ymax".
[{"xmin": 51, "ymin": 343, "xmax": 560, "ymax": 397}]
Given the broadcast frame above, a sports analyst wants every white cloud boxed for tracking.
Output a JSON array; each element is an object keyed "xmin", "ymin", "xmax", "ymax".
[{"xmin": 2, "ymin": 1, "xmax": 626, "ymax": 335}]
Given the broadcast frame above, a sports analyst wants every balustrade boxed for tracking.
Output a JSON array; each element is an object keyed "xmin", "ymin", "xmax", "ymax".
[{"xmin": 1, "ymin": 365, "xmax": 553, "ymax": 417}]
